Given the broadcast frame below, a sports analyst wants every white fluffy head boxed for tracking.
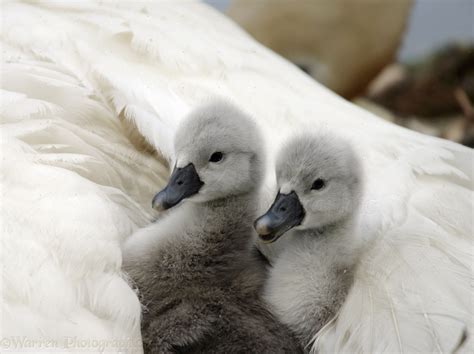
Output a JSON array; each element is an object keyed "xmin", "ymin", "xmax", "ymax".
[
  {"xmin": 276, "ymin": 132, "xmax": 363, "ymax": 230},
  {"xmin": 173, "ymin": 100, "xmax": 265, "ymax": 202}
]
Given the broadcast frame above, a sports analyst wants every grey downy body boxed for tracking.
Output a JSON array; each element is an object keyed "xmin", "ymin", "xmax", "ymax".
[{"xmin": 123, "ymin": 100, "xmax": 302, "ymax": 354}]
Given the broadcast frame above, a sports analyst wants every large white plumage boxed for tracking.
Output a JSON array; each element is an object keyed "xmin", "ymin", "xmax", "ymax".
[{"xmin": 1, "ymin": 1, "xmax": 472, "ymax": 353}]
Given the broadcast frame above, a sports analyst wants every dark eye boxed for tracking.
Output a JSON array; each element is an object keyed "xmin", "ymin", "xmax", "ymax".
[
  {"xmin": 209, "ymin": 151, "xmax": 224, "ymax": 163},
  {"xmin": 311, "ymin": 178, "xmax": 325, "ymax": 190}
]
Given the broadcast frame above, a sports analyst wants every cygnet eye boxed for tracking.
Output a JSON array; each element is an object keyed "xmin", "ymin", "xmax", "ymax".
[
  {"xmin": 311, "ymin": 178, "xmax": 325, "ymax": 191},
  {"xmin": 209, "ymin": 151, "xmax": 224, "ymax": 163}
]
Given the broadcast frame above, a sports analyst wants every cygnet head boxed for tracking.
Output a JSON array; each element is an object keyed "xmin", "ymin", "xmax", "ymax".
[
  {"xmin": 254, "ymin": 133, "xmax": 362, "ymax": 243},
  {"xmin": 152, "ymin": 100, "xmax": 265, "ymax": 210}
]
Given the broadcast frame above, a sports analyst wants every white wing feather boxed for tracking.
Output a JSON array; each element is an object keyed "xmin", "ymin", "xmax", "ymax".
[{"xmin": 1, "ymin": 1, "xmax": 472, "ymax": 352}]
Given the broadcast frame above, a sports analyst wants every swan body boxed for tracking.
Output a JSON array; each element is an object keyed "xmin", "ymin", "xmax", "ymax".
[
  {"xmin": 1, "ymin": 1, "xmax": 473, "ymax": 353},
  {"xmin": 228, "ymin": 0, "xmax": 412, "ymax": 97},
  {"xmin": 123, "ymin": 101, "xmax": 302, "ymax": 353},
  {"xmin": 255, "ymin": 133, "xmax": 364, "ymax": 346}
]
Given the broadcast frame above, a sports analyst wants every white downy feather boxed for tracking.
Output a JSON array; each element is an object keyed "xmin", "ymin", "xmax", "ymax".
[{"xmin": 1, "ymin": 1, "xmax": 473, "ymax": 353}]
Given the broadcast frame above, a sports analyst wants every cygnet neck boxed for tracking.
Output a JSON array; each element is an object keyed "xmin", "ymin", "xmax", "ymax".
[
  {"xmin": 191, "ymin": 190, "xmax": 258, "ymax": 247},
  {"xmin": 288, "ymin": 215, "xmax": 361, "ymax": 268}
]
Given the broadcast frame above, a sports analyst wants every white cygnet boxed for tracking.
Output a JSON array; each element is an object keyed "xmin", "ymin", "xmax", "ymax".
[{"xmin": 255, "ymin": 132, "xmax": 364, "ymax": 348}]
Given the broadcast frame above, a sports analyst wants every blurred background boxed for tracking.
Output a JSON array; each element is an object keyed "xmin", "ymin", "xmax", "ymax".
[{"xmin": 204, "ymin": 0, "xmax": 474, "ymax": 147}]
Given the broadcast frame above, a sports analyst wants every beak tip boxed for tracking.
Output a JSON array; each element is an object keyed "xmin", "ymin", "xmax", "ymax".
[
  {"xmin": 254, "ymin": 216, "xmax": 272, "ymax": 236},
  {"xmin": 152, "ymin": 202, "xmax": 166, "ymax": 212},
  {"xmin": 152, "ymin": 192, "xmax": 168, "ymax": 212},
  {"xmin": 255, "ymin": 223, "xmax": 269, "ymax": 236}
]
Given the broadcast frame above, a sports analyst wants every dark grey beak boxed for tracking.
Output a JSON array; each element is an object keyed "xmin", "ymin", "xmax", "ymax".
[
  {"xmin": 152, "ymin": 163, "xmax": 204, "ymax": 211},
  {"xmin": 254, "ymin": 191, "xmax": 305, "ymax": 243}
]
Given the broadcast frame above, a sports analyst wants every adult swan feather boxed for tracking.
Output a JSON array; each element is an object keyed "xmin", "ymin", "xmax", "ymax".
[{"xmin": 1, "ymin": 1, "xmax": 473, "ymax": 353}]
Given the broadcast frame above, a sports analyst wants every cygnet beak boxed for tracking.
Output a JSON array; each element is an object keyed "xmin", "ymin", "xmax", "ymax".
[
  {"xmin": 152, "ymin": 163, "xmax": 204, "ymax": 211},
  {"xmin": 254, "ymin": 191, "xmax": 305, "ymax": 243}
]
